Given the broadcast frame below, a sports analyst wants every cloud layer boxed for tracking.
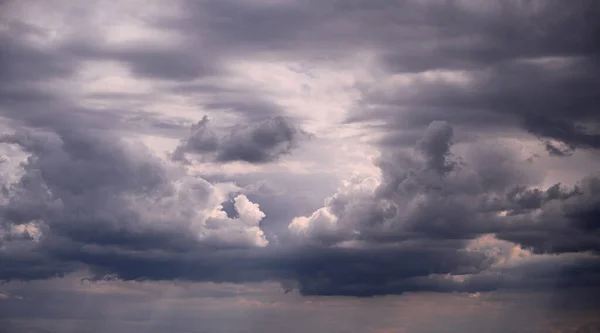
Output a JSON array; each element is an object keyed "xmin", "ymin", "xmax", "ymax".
[{"xmin": 1, "ymin": 1, "xmax": 600, "ymax": 331}]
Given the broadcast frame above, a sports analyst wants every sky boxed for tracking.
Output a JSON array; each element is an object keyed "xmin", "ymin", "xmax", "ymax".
[{"xmin": 1, "ymin": 0, "xmax": 600, "ymax": 332}]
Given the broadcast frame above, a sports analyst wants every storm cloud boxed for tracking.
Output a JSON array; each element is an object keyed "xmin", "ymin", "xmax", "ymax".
[
  {"xmin": 1, "ymin": 0, "xmax": 600, "ymax": 331},
  {"xmin": 2, "ymin": 120, "xmax": 598, "ymax": 298}
]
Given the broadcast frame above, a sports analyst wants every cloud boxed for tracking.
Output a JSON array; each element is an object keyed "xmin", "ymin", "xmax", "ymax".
[
  {"xmin": 495, "ymin": 176, "xmax": 600, "ymax": 254},
  {"xmin": 287, "ymin": 121, "xmax": 600, "ymax": 295},
  {"xmin": 415, "ymin": 120, "xmax": 455, "ymax": 174},
  {"xmin": 0, "ymin": 0, "xmax": 599, "ymax": 306},
  {"xmin": 543, "ymin": 140, "xmax": 576, "ymax": 157},
  {"xmin": 291, "ymin": 121, "xmax": 530, "ymax": 243},
  {"xmin": 5, "ymin": 0, "xmax": 600, "ymax": 152},
  {"xmin": 0, "ymin": 21, "xmax": 74, "ymax": 85},
  {"xmin": 173, "ymin": 116, "xmax": 310, "ymax": 164},
  {"xmin": 339, "ymin": 0, "xmax": 600, "ymax": 153},
  {"xmin": 65, "ymin": 36, "xmax": 219, "ymax": 81},
  {"xmin": 1, "ymin": 119, "xmax": 598, "ymax": 297},
  {"xmin": 0, "ymin": 127, "xmax": 268, "ymax": 281},
  {"xmin": 172, "ymin": 115, "xmax": 219, "ymax": 161}
]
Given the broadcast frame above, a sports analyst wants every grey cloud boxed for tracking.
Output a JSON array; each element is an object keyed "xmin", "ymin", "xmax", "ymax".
[
  {"xmin": 48, "ymin": 240, "xmax": 493, "ymax": 297},
  {"xmin": 496, "ymin": 176, "xmax": 600, "ymax": 254},
  {"xmin": 167, "ymin": 0, "xmax": 600, "ymax": 78},
  {"xmin": 296, "ymin": 122, "xmax": 597, "ymax": 251},
  {"xmin": 0, "ymin": 14, "xmax": 277, "ymax": 134},
  {"xmin": 0, "ymin": 230, "xmax": 80, "ymax": 281},
  {"xmin": 543, "ymin": 140, "xmax": 576, "ymax": 157},
  {"xmin": 0, "ymin": 32, "xmax": 166, "ymax": 136},
  {"xmin": 115, "ymin": 48, "xmax": 215, "ymax": 81},
  {"xmin": 288, "ymin": 121, "xmax": 600, "ymax": 295},
  {"xmin": 0, "ymin": 22, "xmax": 74, "ymax": 84},
  {"xmin": 160, "ymin": 0, "xmax": 334, "ymax": 57},
  {"xmin": 121, "ymin": 112, "xmax": 192, "ymax": 138},
  {"xmin": 342, "ymin": 1, "xmax": 600, "ymax": 152},
  {"xmin": 202, "ymin": 97, "xmax": 286, "ymax": 122},
  {"xmin": 65, "ymin": 38, "xmax": 218, "ymax": 81},
  {"xmin": 0, "ymin": 22, "xmax": 82, "ymax": 130},
  {"xmin": 8, "ymin": 0, "xmax": 599, "ymax": 152},
  {"xmin": 172, "ymin": 115, "xmax": 219, "ymax": 161},
  {"xmin": 0, "ymin": 125, "xmax": 269, "ymax": 280},
  {"xmin": 415, "ymin": 120, "xmax": 455, "ymax": 174},
  {"xmin": 1, "ymin": 0, "xmax": 600, "ymax": 303},
  {"xmin": 0, "ymin": 120, "xmax": 598, "ymax": 298},
  {"xmin": 168, "ymin": 81, "xmax": 289, "ymax": 122},
  {"xmin": 376, "ymin": 0, "xmax": 600, "ymax": 72},
  {"xmin": 173, "ymin": 116, "xmax": 310, "ymax": 164},
  {"xmin": 353, "ymin": 56, "xmax": 600, "ymax": 152}
]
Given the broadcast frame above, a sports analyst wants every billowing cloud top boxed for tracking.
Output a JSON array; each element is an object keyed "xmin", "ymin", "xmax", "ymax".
[{"xmin": 0, "ymin": 1, "xmax": 599, "ymax": 327}]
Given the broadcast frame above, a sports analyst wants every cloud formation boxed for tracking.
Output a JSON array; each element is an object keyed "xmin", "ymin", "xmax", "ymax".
[
  {"xmin": 1, "ymin": 2, "xmax": 600, "ymax": 331},
  {"xmin": 288, "ymin": 121, "xmax": 600, "ymax": 295},
  {"xmin": 2, "ymin": 119, "xmax": 597, "ymax": 298},
  {"xmin": 173, "ymin": 116, "xmax": 309, "ymax": 164},
  {"xmin": 0, "ymin": 127, "xmax": 268, "ymax": 281}
]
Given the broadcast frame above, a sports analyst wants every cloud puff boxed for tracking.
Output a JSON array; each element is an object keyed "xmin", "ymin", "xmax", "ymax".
[{"xmin": 173, "ymin": 116, "xmax": 309, "ymax": 164}]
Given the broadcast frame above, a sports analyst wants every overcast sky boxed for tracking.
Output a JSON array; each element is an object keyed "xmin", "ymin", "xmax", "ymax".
[{"xmin": 1, "ymin": 0, "xmax": 600, "ymax": 332}]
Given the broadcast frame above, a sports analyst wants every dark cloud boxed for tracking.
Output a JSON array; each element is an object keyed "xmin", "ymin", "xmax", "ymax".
[
  {"xmin": 0, "ymin": 118, "xmax": 600, "ymax": 296},
  {"xmin": 7, "ymin": 0, "xmax": 598, "ymax": 151},
  {"xmin": 415, "ymin": 121, "xmax": 455, "ymax": 174},
  {"xmin": 292, "ymin": 122, "xmax": 537, "ymax": 242},
  {"xmin": 1, "ymin": 118, "xmax": 597, "ymax": 297},
  {"xmin": 12, "ymin": 0, "xmax": 597, "ymax": 150},
  {"xmin": 65, "ymin": 38, "xmax": 219, "ymax": 81},
  {"xmin": 0, "ymin": 125, "xmax": 270, "ymax": 281},
  {"xmin": 173, "ymin": 116, "xmax": 310, "ymax": 164},
  {"xmin": 159, "ymin": 0, "xmax": 334, "ymax": 57},
  {"xmin": 0, "ymin": 29, "xmax": 183, "ymax": 137},
  {"xmin": 0, "ymin": 121, "xmax": 581, "ymax": 297},
  {"xmin": 172, "ymin": 115, "xmax": 219, "ymax": 161},
  {"xmin": 71, "ymin": 243, "xmax": 493, "ymax": 297},
  {"xmin": 288, "ymin": 121, "xmax": 600, "ymax": 295},
  {"xmin": 0, "ymin": 14, "xmax": 283, "ymax": 131},
  {"xmin": 0, "ymin": 21, "xmax": 84, "ymax": 131},
  {"xmin": 543, "ymin": 140, "xmax": 576, "ymax": 157},
  {"xmin": 0, "ymin": 21, "xmax": 74, "ymax": 84},
  {"xmin": 340, "ymin": 0, "xmax": 600, "ymax": 152},
  {"xmin": 496, "ymin": 176, "xmax": 600, "ymax": 254},
  {"xmin": 1, "ymin": 0, "xmax": 599, "ymax": 309}
]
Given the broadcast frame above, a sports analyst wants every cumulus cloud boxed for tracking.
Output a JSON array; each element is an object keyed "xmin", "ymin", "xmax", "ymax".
[
  {"xmin": 1, "ymin": 118, "xmax": 598, "ymax": 298},
  {"xmin": 287, "ymin": 121, "xmax": 600, "ymax": 295},
  {"xmin": 173, "ymin": 116, "xmax": 309, "ymax": 164},
  {"xmin": 0, "ymin": 127, "xmax": 268, "ymax": 281},
  {"xmin": 291, "ymin": 121, "xmax": 524, "ymax": 243}
]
